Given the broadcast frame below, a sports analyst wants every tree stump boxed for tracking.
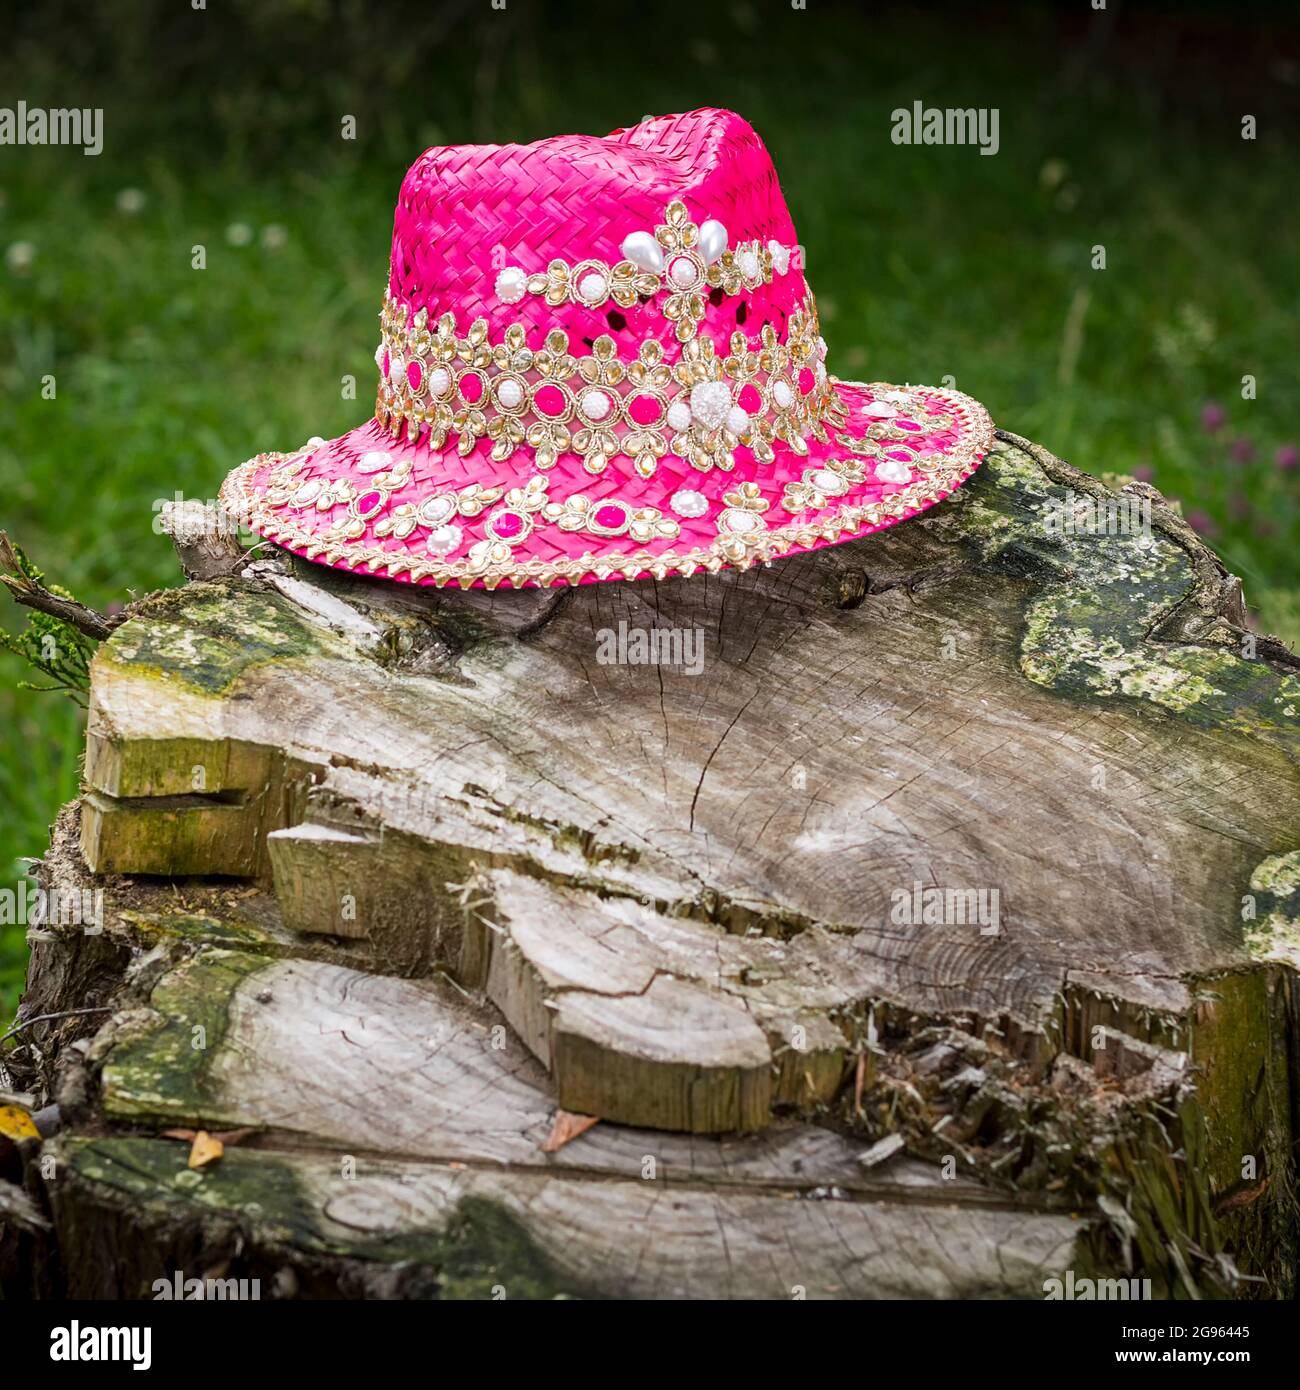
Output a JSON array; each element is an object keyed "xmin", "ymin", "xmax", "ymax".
[{"xmin": 4, "ymin": 431, "xmax": 1298, "ymax": 1300}]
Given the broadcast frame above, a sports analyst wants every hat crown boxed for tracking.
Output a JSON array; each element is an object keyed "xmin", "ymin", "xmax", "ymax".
[{"xmin": 386, "ymin": 108, "xmax": 806, "ymax": 353}]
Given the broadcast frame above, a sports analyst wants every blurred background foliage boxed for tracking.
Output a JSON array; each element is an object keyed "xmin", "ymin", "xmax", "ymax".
[{"xmin": 1, "ymin": 0, "xmax": 1297, "ymax": 1017}]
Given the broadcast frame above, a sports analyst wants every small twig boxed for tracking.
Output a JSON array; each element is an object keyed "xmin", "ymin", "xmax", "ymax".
[
  {"xmin": 0, "ymin": 533, "xmax": 120, "ymax": 642},
  {"xmin": 0, "ymin": 576, "xmax": 119, "ymax": 642},
  {"xmin": 0, "ymin": 1007, "xmax": 113, "ymax": 1047}
]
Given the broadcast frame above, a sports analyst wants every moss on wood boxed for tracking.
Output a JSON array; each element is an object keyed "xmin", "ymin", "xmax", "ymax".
[
  {"xmin": 937, "ymin": 442, "xmax": 1300, "ymax": 746},
  {"xmin": 100, "ymin": 584, "xmax": 336, "ymax": 697},
  {"xmin": 100, "ymin": 950, "xmax": 269, "ymax": 1126},
  {"xmin": 57, "ymin": 1136, "xmax": 584, "ymax": 1299},
  {"xmin": 1246, "ymin": 851, "xmax": 1300, "ymax": 969}
]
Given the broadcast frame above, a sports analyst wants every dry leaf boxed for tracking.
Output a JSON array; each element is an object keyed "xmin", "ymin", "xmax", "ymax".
[
  {"xmin": 210, "ymin": 1127, "xmax": 255, "ymax": 1146},
  {"xmin": 541, "ymin": 1109, "xmax": 598, "ymax": 1153},
  {"xmin": 188, "ymin": 1131, "xmax": 224, "ymax": 1169},
  {"xmin": 1215, "ymin": 1177, "xmax": 1270, "ymax": 1214},
  {"xmin": 166, "ymin": 1125, "xmax": 255, "ymax": 1146},
  {"xmin": 0, "ymin": 1104, "xmax": 40, "ymax": 1141}
]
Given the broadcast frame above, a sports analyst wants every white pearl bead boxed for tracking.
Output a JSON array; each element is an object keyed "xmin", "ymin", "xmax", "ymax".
[
  {"xmin": 419, "ymin": 496, "xmax": 456, "ymax": 527},
  {"xmin": 669, "ymin": 489, "xmax": 709, "ymax": 519},
  {"xmin": 495, "ymin": 266, "xmax": 527, "ymax": 304},
  {"xmin": 769, "ymin": 240, "xmax": 791, "ymax": 275},
  {"xmin": 726, "ymin": 511, "xmax": 758, "ymax": 533},
  {"xmin": 621, "ymin": 230, "xmax": 665, "ymax": 275},
  {"xmin": 497, "ymin": 378, "xmax": 524, "ymax": 409},
  {"xmin": 427, "ymin": 367, "xmax": 451, "ymax": 398},
  {"xmin": 669, "ymin": 256, "xmax": 699, "ymax": 288},
  {"xmin": 358, "ymin": 450, "xmax": 392, "ymax": 474},
  {"xmin": 306, "ymin": 436, "xmax": 326, "ymax": 449},
  {"xmin": 579, "ymin": 272, "xmax": 607, "ymax": 302},
  {"xmin": 773, "ymin": 381, "xmax": 794, "ymax": 409},
  {"xmin": 581, "ymin": 388, "xmax": 611, "ymax": 421},
  {"xmin": 388, "ymin": 355, "xmax": 405, "ymax": 386},
  {"xmin": 666, "ymin": 400, "xmax": 692, "ymax": 433},
  {"xmin": 876, "ymin": 459, "xmax": 912, "ymax": 484},
  {"xmin": 809, "ymin": 469, "xmax": 846, "ymax": 495},
  {"xmin": 739, "ymin": 250, "xmax": 759, "ymax": 280},
  {"xmin": 726, "ymin": 406, "xmax": 750, "ymax": 436},
  {"xmin": 426, "ymin": 523, "xmax": 463, "ymax": 555},
  {"xmin": 699, "ymin": 219, "xmax": 728, "ymax": 265}
]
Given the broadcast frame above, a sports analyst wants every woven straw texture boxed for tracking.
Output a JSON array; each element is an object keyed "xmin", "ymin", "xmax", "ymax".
[{"xmin": 391, "ymin": 108, "xmax": 805, "ymax": 351}]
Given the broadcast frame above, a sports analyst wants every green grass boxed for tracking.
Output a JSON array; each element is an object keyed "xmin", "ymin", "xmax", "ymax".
[{"xmin": 2, "ymin": 1, "xmax": 1297, "ymax": 1020}]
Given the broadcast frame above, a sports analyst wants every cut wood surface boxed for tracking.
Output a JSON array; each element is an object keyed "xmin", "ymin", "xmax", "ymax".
[{"xmin": 4, "ymin": 430, "xmax": 1299, "ymax": 1299}]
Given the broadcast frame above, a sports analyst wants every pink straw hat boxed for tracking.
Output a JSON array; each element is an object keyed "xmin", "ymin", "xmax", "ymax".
[{"xmin": 221, "ymin": 109, "xmax": 994, "ymax": 589}]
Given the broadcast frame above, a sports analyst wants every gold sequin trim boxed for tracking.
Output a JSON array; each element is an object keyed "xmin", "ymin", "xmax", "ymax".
[{"xmin": 374, "ymin": 288, "xmax": 837, "ymax": 479}]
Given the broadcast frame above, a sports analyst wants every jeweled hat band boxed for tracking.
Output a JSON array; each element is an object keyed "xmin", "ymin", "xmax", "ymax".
[{"xmin": 373, "ymin": 199, "xmax": 831, "ymax": 479}]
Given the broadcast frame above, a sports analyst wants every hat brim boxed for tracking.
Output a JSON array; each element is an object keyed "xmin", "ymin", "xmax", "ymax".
[{"xmin": 219, "ymin": 380, "xmax": 993, "ymax": 590}]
